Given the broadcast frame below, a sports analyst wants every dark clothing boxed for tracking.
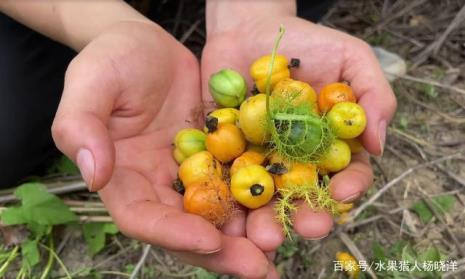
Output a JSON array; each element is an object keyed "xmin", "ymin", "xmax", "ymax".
[
  {"xmin": 0, "ymin": 15, "xmax": 75, "ymax": 187},
  {"xmin": 0, "ymin": 1, "xmax": 334, "ymax": 187}
]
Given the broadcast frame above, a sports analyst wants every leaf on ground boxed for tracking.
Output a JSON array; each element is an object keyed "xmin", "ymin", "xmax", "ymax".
[
  {"xmin": 21, "ymin": 239, "xmax": 40, "ymax": 267},
  {"xmin": 417, "ymin": 246, "xmax": 441, "ymax": 262},
  {"xmin": 423, "ymin": 84, "xmax": 438, "ymax": 98},
  {"xmin": 83, "ymin": 223, "xmax": 119, "ymax": 256},
  {"xmin": 401, "ymin": 244, "xmax": 417, "ymax": 263},
  {"xmin": 390, "ymin": 240, "xmax": 408, "ymax": 257},
  {"xmin": 411, "ymin": 195, "xmax": 456, "ymax": 223},
  {"xmin": 1, "ymin": 183, "xmax": 77, "ymax": 226},
  {"xmin": 194, "ymin": 268, "xmax": 218, "ymax": 279},
  {"xmin": 277, "ymin": 240, "xmax": 299, "ymax": 258},
  {"xmin": 372, "ymin": 242, "xmax": 387, "ymax": 261}
]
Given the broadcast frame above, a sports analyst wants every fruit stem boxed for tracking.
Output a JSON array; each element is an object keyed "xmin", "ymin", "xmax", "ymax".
[
  {"xmin": 273, "ymin": 112, "xmax": 322, "ymax": 125},
  {"xmin": 265, "ymin": 25, "xmax": 286, "ymax": 119}
]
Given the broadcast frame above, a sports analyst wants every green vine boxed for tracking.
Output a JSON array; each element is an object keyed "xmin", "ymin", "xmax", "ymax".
[
  {"xmin": 263, "ymin": 25, "xmax": 339, "ymax": 237},
  {"xmin": 263, "ymin": 25, "xmax": 333, "ymax": 164}
]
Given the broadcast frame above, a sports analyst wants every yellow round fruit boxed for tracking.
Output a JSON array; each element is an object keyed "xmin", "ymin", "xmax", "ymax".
[
  {"xmin": 250, "ymin": 54, "xmax": 290, "ymax": 93},
  {"xmin": 230, "ymin": 151, "xmax": 266, "ymax": 176},
  {"xmin": 230, "ymin": 165, "xmax": 274, "ymax": 209},
  {"xmin": 206, "ymin": 123, "xmax": 246, "ymax": 163},
  {"xmin": 272, "ymin": 78, "xmax": 318, "ymax": 111},
  {"xmin": 272, "ymin": 162, "xmax": 318, "ymax": 190},
  {"xmin": 203, "ymin": 108, "xmax": 240, "ymax": 133},
  {"xmin": 318, "ymin": 139, "xmax": 351, "ymax": 173},
  {"xmin": 178, "ymin": 151, "xmax": 223, "ymax": 187},
  {"xmin": 239, "ymin": 94, "xmax": 270, "ymax": 145},
  {"xmin": 327, "ymin": 102, "xmax": 367, "ymax": 139}
]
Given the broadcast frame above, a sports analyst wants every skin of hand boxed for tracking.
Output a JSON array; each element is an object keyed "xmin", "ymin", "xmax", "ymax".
[
  {"xmin": 51, "ymin": 21, "xmax": 273, "ymax": 278},
  {"xmin": 201, "ymin": 3, "xmax": 397, "ymax": 276},
  {"xmin": 0, "ymin": 1, "xmax": 274, "ymax": 276}
]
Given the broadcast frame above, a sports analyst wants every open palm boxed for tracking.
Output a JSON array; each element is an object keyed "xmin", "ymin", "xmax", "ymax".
[
  {"xmin": 52, "ymin": 21, "xmax": 272, "ymax": 278},
  {"xmin": 202, "ymin": 16, "xmax": 396, "ymax": 255}
]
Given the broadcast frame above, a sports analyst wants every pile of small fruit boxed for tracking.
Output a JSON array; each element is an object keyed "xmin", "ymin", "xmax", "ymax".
[{"xmin": 172, "ymin": 27, "xmax": 367, "ymax": 234}]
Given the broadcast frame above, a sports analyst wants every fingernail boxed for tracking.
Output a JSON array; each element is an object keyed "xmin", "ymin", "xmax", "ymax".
[
  {"xmin": 76, "ymin": 148, "xmax": 95, "ymax": 191},
  {"xmin": 194, "ymin": 247, "xmax": 222, "ymax": 254},
  {"xmin": 305, "ymin": 233, "xmax": 329, "ymax": 241},
  {"xmin": 341, "ymin": 192, "xmax": 361, "ymax": 203},
  {"xmin": 378, "ymin": 120, "xmax": 387, "ymax": 155}
]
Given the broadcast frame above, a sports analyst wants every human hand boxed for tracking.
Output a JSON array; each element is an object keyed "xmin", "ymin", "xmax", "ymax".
[
  {"xmin": 52, "ymin": 21, "xmax": 275, "ymax": 278},
  {"xmin": 202, "ymin": 0, "xmax": 397, "ymax": 263}
]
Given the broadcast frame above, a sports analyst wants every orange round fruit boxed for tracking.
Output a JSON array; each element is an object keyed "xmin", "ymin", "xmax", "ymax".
[
  {"xmin": 206, "ymin": 123, "xmax": 246, "ymax": 163},
  {"xmin": 318, "ymin": 82, "xmax": 356, "ymax": 112},
  {"xmin": 183, "ymin": 178, "xmax": 233, "ymax": 227}
]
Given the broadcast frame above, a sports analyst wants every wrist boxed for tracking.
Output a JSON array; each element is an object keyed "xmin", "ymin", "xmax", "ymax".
[
  {"xmin": 56, "ymin": 1, "xmax": 153, "ymax": 50},
  {"xmin": 206, "ymin": 0, "xmax": 296, "ymax": 37},
  {"xmin": 0, "ymin": 0, "xmax": 153, "ymax": 51}
]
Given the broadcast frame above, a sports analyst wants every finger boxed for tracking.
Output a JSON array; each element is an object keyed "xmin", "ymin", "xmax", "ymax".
[
  {"xmin": 99, "ymin": 167, "xmax": 222, "ymax": 254},
  {"xmin": 293, "ymin": 201, "xmax": 334, "ymax": 240},
  {"xmin": 265, "ymin": 261, "xmax": 280, "ymax": 279},
  {"xmin": 265, "ymin": 251, "xmax": 276, "ymax": 261},
  {"xmin": 221, "ymin": 207, "xmax": 247, "ymax": 237},
  {"xmin": 342, "ymin": 41, "xmax": 397, "ymax": 155},
  {"xmin": 329, "ymin": 152, "xmax": 373, "ymax": 203},
  {"xmin": 246, "ymin": 201, "xmax": 285, "ymax": 252},
  {"xmin": 52, "ymin": 54, "xmax": 119, "ymax": 191},
  {"xmin": 172, "ymin": 235, "xmax": 269, "ymax": 279}
]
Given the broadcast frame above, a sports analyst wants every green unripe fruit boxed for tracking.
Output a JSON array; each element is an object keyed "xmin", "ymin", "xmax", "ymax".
[
  {"xmin": 209, "ymin": 69, "xmax": 247, "ymax": 108},
  {"xmin": 173, "ymin": 128, "xmax": 207, "ymax": 164}
]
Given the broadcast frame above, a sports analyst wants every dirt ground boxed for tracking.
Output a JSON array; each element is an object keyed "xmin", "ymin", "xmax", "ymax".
[{"xmin": 2, "ymin": 0, "xmax": 465, "ymax": 278}]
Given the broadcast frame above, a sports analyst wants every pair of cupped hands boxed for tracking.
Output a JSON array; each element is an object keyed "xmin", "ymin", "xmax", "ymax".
[{"xmin": 52, "ymin": 16, "xmax": 396, "ymax": 279}]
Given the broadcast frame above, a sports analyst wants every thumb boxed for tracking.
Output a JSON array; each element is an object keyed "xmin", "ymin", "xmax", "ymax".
[
  {"xmin": 52, "ymin": 54, "xmax": 119, "ymax": 191},
  {"xmin": 344, "ymin": 42, "xmax": 397, "ymax": 155}
]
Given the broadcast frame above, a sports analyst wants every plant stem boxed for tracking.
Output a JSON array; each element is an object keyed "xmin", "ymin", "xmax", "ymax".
[
  {"xmin": 40, "ymin": 240, "xmax": 72, "ymax": 279},
  {"xmin": 0, "ymin": 246, "xmax": 19, "ymax": 277},
  {"xmin": 274, "ymin": 112, "xmax": 322, "ymax": 124},
  {"xmin": 265, "ymin": 25, "xmax": 286, "ymax": 118},
  {"xmin": 15, "ymin": 264, "xmax": 28, "ymax": 279},
  {"xmin": 39, "ymin": 237, "xmax": 54, "ymax": 279}
]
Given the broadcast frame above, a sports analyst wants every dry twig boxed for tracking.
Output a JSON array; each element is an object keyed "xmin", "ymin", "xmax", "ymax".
[
  {"xmin": 413, "ymin": 5, "xmax": 465, "ymax": 66},
  {"xmin": 130, "ymin": 244, "xmax": 151, "ymax": 279},
  {"xmin": 350, "ymin": 152, "xmax": 464, "ymax": 220},
  {"xmin": 338, "ymin": 232, "xmax": 378, "ymax": 279}
]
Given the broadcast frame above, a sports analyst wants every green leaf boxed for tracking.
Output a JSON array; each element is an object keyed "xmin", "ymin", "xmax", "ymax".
[
  {"xmin": 372, "ymin": 242, "xmax": 387, "ymax": 261},
  {"xmin": 1, "ymin": 183, "xmax": 77, "ymax": 226},
  {"xmin": 83, "ymin": 223, "xmax": 119, "ymax": 256},
  {"xmin": 277, "ymin": 240, "xmax": 298, "ymax": 258},
  {"xmin": 431, "ymin": 195, "xmax": 456, "ymax": 214},
  {"xmin": 401, "ymin": 244, "xmax": 417, "ymax": 263},
  {"xmin": 411, "ymin": 202, "xmax": 433, "ymax": 223},
  {"xmin": 418, "ymin": 246, "xmax": 441, "ymax": 262},
  {"xmin": 423, "ymin": 84, "xmax": 438, "ymax": 98},
  {"xmin": 47, "ymin": 155, "xmax": 80, "ymax": 175},
  {"xmin": 21, "ymin": 239, "xmax": 40, "ymax": 267},
  {"xmin": 399, "ymin": 116, "xmax": 409, "ymax": 130},
  {"xmin": 194, "ymin": 268, "xmax": 218, "ymax": 279},
  {"xmin": 390, "ymin": 240, "xmax": 408, "ymax": 257},
  {"xmin": 124, "ymin": 264, "xmax": 135, "ymax": 274},
  {"xmin": 103, "ymin": 223, "xmax": 118, "ymax": 234},
  {"xmin": 411, "ymin": 195, "xmax": 456, "ymax": 223}
]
